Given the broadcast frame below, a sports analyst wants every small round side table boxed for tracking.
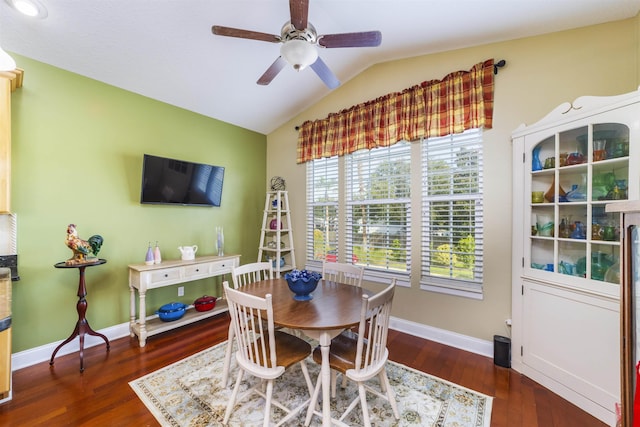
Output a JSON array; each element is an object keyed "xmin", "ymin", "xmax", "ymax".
[{"xmin": 50, "ymin": 259, "xmax": 110, "ymax": 372}]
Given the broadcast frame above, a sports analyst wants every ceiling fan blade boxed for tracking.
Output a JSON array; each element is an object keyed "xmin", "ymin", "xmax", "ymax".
[
  {"xmin": 310, "ymin": 57, "xmax": 340, "ymax": 89},
  {"xmin": 257, "ymin": 57, "xmax": 287, "ymax": 85},
  {"xmin": 212, "ymin": 25, "xmax": 280, "ymax": 43},
  {"xmin": 318, "ymin": 31, "xmax": 382, "ymax": 48},
  {"xmin": 289, "ymin": 0, "xmax": 309, "ymax": 30}
]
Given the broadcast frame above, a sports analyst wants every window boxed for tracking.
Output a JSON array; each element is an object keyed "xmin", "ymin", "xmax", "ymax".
[
  {"xmin": 306, "ymin": 156, "xmax": 339, "ymax": 263},
  {"xmin": 421, "ymin": 128, "xmax": 484, "ymax": 298},
  {"xmin": 305, "ymin": 129, "xmax": 484, "ymax": 298},
  {"xmin": 346, "ymin": 142, "xmax": 411, "ymax": 276}
]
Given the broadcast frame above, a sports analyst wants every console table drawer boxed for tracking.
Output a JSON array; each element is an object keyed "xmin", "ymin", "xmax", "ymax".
[
  {"xmin": 184, "ymin": 263, "xmax": 211, "ymax": 279},
  {"xmin": 149, "ymin": 268, "xmax": 181, "ymax": 284}
]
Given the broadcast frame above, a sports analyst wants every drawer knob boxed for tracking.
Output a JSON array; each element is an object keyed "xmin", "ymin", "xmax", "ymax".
[
  {"xmin": 164, "ymin": 274, "xmax": 168, "ymax": 278},
  {"xmin": 196, "ymin": 268, "xmax": 200, "ymax": 272}
]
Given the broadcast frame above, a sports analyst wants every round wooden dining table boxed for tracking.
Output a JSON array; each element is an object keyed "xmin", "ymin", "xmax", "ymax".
[{"xmin": 239, "ymin": 277, "xmax": 369, "ymax": 427}]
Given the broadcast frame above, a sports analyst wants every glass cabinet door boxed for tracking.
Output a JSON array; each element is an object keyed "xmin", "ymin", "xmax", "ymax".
[{"xmin": 527, "ymin": 122, "xmax": 629, "ymax": 290}]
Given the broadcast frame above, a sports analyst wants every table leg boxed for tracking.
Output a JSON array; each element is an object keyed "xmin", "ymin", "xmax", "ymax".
[
  {"xmin": 50, "ymin": 265, "xmax": 110, "ymax": 372},
  {"xmin": 318, "ymin": 331, "xmax": 332, "ymax": 427},
  {"xmin": 129, "ymin": 284, "xmax": 136, "ymax": 338},
  {"xmin": 138, "ymin": 290, "xmax": 147, "ymax": 347},
  {"xmin": 303, "ymin": 329, "xmax": 342, "ymax": 427}
]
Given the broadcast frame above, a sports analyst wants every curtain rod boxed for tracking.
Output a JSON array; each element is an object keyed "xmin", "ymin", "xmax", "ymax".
[{"xmin": 294, "ymin": 59, "xmax": 506, "ymax": 131}]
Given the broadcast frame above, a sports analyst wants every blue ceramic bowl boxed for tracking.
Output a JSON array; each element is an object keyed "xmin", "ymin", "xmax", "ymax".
[
  {"xmin": 285, "ymin": 270, "xmax": 322, "ymax": 301},
  {"xmin": 157, "ymin": 302, "xmax": 187, "ymax": 321}
]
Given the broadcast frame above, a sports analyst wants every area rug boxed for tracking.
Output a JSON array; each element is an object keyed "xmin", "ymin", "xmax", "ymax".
[{"xmin": 129, "ymin": 340, "xmax": 492, "ymax": 426}]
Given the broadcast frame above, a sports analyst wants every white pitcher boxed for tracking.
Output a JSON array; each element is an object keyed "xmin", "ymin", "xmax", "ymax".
[{"xmin": 178, "ymin": 245, "xmax": 198, "ymax": 261}]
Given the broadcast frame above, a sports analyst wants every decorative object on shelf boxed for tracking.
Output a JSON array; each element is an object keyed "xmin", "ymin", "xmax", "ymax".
[
  {"xmin": 570, "ymin": 221, "xmax": 586, "ymax": 239},
  {"xmin": 216, "ymin": 226, "xmax": 224, "ymax": 256},
  {"xmin": 532, "ymin": 146, "xmax": 543, "ymax": 171},
  {"xmin": 194, "ymin": 295, "xmax": 217, "ymax": 312},
  {"xmin": 576, "ymin": 252, "xmax": 614, "ymax": 281},
  {"xmin": 531, "ymin": 191, "xmax": 544, "ymax": 203},
  {"xmin": 565, "ymin": 151, "xmax": 585, "ymax": 166},
  {"xmin": 593, "ymin": 139, "xmax": 607, "ymax": 161},
  {"xmin": 270, "ymin": 176, "xmax": 286, "ymax": 191},
  {"xmin": 565, "ymin": 183, "xmax": 586, "ymax": 202},
  {"xmin": 145, "ymin": 242, "xmax": 154, "ymax": 265},
  {"xmin": 559, "ymin": 152, "xmax": 568, "ymax": 167},
  {"xmin": 559, "ymin": 218, "xmax": 571, "ymax": 238},
  {"xmin": 64, "ymin": 224, "xmax": 104, "ymax": 266},
  {"xmin": 156, "ymin": 302, "xmax": 187, "ymax": 322},
  {"xmin": 607, "ymin": 138, "xmax": 629, "ymax": 158},
  {"xmin": 269, "ymin": 256, "xmax": 285, "ymax": 269},
  {"xmin": 544, "ymin": 177, "xmax": 566, "ymax": 203},
  {"xmin": 602, "ymin": 225, "xmax": 617, "ymax": 241},
  {"xmin": 284, "ymin": 269, "xmax": 322, "ymax": 301},
  {"xmin": 603, "ymin": 259, "xmax": 620, "ymax": 284},
  {"xmin": 178, "ymin": 245, "xmax": 198, "ymax": 261},
  {"xmin": 153, "ymin": 241, "xmax": 162, "ymax": 264},
  {"xmin": 543, "ymin": 157, "xmax": 555, "ymax": 169},
  {"xmin": 558, "ymin": 261, "xmax": 575, "ymax": 276},
  {"xmin": 269, "ymin": 218, "xmax": 282, "ymax": 230}
]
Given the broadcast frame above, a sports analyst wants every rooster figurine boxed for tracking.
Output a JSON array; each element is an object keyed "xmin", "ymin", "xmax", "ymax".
[{"xmin": 65, "ymin": 224, "xmax": 104, "ymax": 265}]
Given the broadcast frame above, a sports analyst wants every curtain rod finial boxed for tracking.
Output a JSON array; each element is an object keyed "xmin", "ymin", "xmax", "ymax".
[{"xmin": 494, "ymin": 59, "xmax": 506, "ymax": 75}]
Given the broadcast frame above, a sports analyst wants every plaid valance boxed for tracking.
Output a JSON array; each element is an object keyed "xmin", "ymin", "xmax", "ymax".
[{"xmin": 296, "ymin": 59, "xmax": 495, "ymax": 164}]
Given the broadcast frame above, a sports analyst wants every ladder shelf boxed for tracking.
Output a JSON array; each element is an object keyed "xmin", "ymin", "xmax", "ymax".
[{"xmin": 257, "ymin": 191, "xmax": 296, "ymax": 277}]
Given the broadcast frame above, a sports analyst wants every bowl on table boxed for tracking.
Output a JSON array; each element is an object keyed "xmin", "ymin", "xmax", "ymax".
[{"xmin": 284, "ymin": 269, "xmax": 322, "ymax": 301}]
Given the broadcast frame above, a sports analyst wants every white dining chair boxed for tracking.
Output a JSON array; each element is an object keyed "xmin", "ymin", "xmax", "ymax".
[
  {"xmin": 305, "ymin": 279, "xmax": 399, "ymax": 427},
  {"xmin": 223, "ymin": 281, "xmax": 314, "ymax": 427},
  {"xmin": 323, "ymin": 259, "xmax": 365, "ymax": 385},
  {"xmin": 322, "ymin": 260, "xmax": 364, "ymax": 287},
  {"xmin": 221, "ymin": 262, "xmax": 274, "ymax": 387}
]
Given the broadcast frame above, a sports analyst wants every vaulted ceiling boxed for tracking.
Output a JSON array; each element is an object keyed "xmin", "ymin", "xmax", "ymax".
[{"xmin": 1, "ymin": 0, "xmax": 639, "ymax": 134}]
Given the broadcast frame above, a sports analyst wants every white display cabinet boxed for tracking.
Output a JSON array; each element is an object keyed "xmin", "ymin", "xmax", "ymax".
[{"xmin": 512, "ymin": 88, "xmax": 640, "ymax": 426}]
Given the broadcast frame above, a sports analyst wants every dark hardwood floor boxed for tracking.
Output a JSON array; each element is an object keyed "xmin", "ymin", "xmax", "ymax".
[{"xmin": 0, "ymin": 313, "xmax": 607, "ymax": 426}]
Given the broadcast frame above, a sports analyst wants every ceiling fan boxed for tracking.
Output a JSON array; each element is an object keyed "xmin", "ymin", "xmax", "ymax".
[{"xmin": 212, "ymin": 0, "xmax": 382, "ymax": 89}]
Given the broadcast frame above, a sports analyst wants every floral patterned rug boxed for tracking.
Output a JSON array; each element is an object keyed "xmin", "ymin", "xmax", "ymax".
[{"xmin": 129, "ymin": 340, "xmax": 492, "ymax": 426}]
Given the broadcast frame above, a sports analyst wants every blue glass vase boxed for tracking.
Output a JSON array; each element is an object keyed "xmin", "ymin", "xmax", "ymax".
[{"xmin": 532, "ymin": 146, "xmax": 543, "ymax": 171}]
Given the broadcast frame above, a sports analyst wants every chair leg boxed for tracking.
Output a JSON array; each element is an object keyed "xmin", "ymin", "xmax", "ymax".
[
  {"xmin": 331, "ymin": 370, "xmax": 337, "ymax": 398},
  {"xmin": 305, "ymin": 372, "xmax": 323, "ymax": 426},
  {"xmin": 221, "ymin": 325, "xmax": 235, "ymax": 387},
  {"xmin": 299, "ymin": 360, "xmax": 314, "ymax": 396},
  {"xmin": 358, "ymin": 382, "xmax": 371, "ymax": 427},
  {"xmin": 381, "ymin": 368, "xmax": 400, "ymax": 419},
  {"xmin": 223, "ymin": 368, "xmax": 244, "ymax": 424},
  {"xmin": 263, "ymin": 379, "xmax": 274, "ymax": 427}
]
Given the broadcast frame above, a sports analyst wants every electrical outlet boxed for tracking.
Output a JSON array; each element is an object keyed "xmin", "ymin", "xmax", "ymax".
[{"xmin": 178, "ymin": 286, "xmax": 184, "ymax": 297}]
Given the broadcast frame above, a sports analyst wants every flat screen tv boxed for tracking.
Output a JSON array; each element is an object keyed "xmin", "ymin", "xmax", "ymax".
[{"xmin": 140, "ymin": 154, "xmax": 225, "ymax": 207}]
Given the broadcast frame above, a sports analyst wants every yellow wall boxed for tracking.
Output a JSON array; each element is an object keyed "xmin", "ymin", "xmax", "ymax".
[{"xmin": 266, "ymin": 18, "xmax": 639, "ymax": 341}]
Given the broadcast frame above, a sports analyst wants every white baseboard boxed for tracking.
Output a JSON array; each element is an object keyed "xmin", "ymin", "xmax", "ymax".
[
  {"xmin": 389, "ymin": 316, "xmax": 494, "ymax": 359},
  {"xmin": 12, "ymin": 317, "xmax": 494, "ymax": 372},
  {"xmin": 11, "ymin": 323, "xmax": 131, "ymax": 372}
]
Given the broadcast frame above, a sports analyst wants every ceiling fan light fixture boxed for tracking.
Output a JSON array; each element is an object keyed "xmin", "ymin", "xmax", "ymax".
[
  {"xmin": 280, "ymin": 39, "xmax": 317, "ymax": 71},
  {"xmin": 5, "ymin": 0, "xmax": 48, "ymax": 19}
]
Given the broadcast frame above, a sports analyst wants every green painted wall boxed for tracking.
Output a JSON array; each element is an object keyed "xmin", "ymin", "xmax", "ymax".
[{"xmin": 9, "ymin": 56, "xmax": 267, "ymax": 352}]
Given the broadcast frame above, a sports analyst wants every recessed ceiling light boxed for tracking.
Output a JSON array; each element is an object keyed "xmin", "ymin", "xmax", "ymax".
[{"xmin": 5, "ymin": 0, "xmax": 48, "ymax": 19}]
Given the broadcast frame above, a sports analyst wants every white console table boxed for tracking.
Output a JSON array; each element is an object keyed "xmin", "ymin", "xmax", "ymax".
[{"xmin": 128, "ymin": 254, "xmax": 239, "ymax": 347}]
